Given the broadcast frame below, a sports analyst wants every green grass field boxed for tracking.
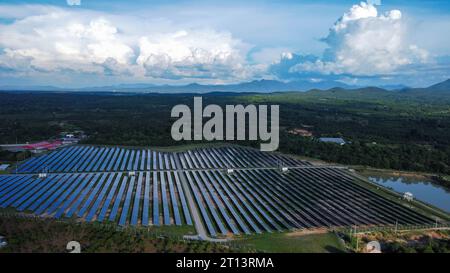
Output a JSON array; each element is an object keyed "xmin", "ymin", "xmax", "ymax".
[{"xmin": 234, "ymin": 231, "xmax": 346, "ymax": 253}]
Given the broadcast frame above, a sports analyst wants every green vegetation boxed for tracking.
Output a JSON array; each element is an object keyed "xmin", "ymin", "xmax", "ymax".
[
  {"xmin": 233, "ymin": 231, "xmax": 346, "ymax": 253},
  {"xmin": 340, "ymin": 229, "xmax": 450, "ymax": 253},
  {"xmin": 1, "ymin": 90, "xmax": 449, "ymax": 174},
  {"xmin": 0, "ymin": 216, "xmax": 229, "ymax": 253}
]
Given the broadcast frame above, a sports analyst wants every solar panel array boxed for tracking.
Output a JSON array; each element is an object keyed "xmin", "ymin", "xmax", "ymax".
[
  {"xmin": 0, "ymin": 172, "xmax": 192, "ymax": 227},
  {"xmin": 16, "ymin": 146, "xmax": 310, "ymax": 173},
  {"xmin": 181, "ymin": 168, "xmax": 435, "ymax": 236},
  {"xmin": 0, "ymin": 145, "xmax": 437, "ymax": 236}
]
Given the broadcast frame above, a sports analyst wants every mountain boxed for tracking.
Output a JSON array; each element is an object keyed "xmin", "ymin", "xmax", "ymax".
[
  {"xmin": 401, "ymin": 79, "xmax": 450, "ymax": 97},
  {"xmin": 0, "ymin": 79, "xmax": 355, "ymax": 93}
]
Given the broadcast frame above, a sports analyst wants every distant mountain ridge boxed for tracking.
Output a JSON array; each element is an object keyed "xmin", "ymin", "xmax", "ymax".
[
  {"xmin": 1, "ymin": 79, "xmax": 449, "ymax": 97},
  {"xmin": 0, "ymin": 79, "xmax": 356, "ymax": 93}
]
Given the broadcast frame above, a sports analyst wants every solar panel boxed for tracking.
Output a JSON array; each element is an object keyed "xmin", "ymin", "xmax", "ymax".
[
  {"xmin": 77, "ymin": 173, "xmax": 109, "ymax": 217},
  {"xmin": 65, "ymin": 173, "xmax": 101, "ymax": 217},
  {"xmin": 119, "ymin": 175, "xmax": 135, "ymax": 226},
  {"xmin": 152, "ymin": 171, "xmax": 159, "ymax": 225},
  {"xmin": 46, "ymin": 173, "xmax": 86, "ymax": 215},
  {"xmin": 109, "ymin": 176, "xmax": 128, "ymax": 222},
  {"xmin": 142, "ymin": 172, "xmax": 150, "ymax": 226},
  {"xmin": 97, "ymin": 173, "xmax": 122, "ymax": 222},
  {"xmin": 166, "ymin": 172, "xmax": 181, "ymax": 225},
  {"xmin": 130, "ymin": 172, "xmax": 143, "ymax": 226},
  {"xmin": 54, "ymin": 173, "xmax": 94, "ymax": 218},
  {"xmin": 184, "ymin": 171, "xmax": 216, "ymax": 236}
]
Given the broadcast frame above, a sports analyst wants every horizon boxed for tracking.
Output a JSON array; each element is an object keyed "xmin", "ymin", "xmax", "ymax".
[{"xmin": 0, "ymin": 0, "xmax": 449, "ymax": 89}]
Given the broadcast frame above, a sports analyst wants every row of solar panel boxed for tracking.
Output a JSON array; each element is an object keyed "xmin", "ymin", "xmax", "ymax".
[
  {"xmin": 182, "ymin": 168, "xmax": 435, "ymax": 236},
  {"xmin": 16, "ymin": 146, "xmax": 309, "ymax": 173},
  {"xmin": 0, "ymin": 172, "xmax": 192, "ymax": 227}
]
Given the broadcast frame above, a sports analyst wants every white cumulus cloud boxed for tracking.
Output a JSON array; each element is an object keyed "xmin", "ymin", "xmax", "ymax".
[
  {"xmin": 272, "ymin": 1, "xmax": 431, "ymax": 79},
  {"xmin": 0, "ymin": 4, "xmax": 259, "ymax": 84}
]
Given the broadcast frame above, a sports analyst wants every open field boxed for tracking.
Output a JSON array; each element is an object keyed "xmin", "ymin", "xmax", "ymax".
[{"xmin": 234, "ymin": 231, "xmax": 346, "ymax": 253}]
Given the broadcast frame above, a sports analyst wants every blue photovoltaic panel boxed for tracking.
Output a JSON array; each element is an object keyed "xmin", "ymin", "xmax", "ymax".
[
  {"xmin": 152, "ymin": 151, "xmax": 157, "ymax": 170},
  {"xmin": 78, "ymin": 148, "xmax": 99, "ymax": 172},
  {"xmin": 152, "ymin": 171, "xmax": 159, "ymax": 225},
  {"xmin": 185, "ymin": 171, "xmax": 216, "ymax": 236},
  {"xmin": 34, "ymin": 174, "xmax": 78, "ymax": 214},
  {"xmin": 17, "ymin": 174, "xmax": 63, "ymax": 211},
  {"xmin": 133, "ymin": 151, "xmax": 140, "ymax": 171},
  {"xmin": 164, "ymin": 154, "xmax": 170, "ymax": 170},
  {"xmin": 0, "ymin": 175, "xmax": 27, "ymax": 195},
  {"xmin": 17, "ymin": 156, "xmax": 41, "ymax": 172},
  {"xmin": 58, "ymin": 147, "xmax": 86, "ymax": 172},
  {"xmin": 46, "ymin": 173, "xmax": 86, "ymax": 215},
  {"xmin": 184, "ymin": 153, "xmax": 194, "ymax": 169},
  {"xmin": 67, "ymin": 147, "xmax": 94, "ymax": 172},
  {"xmin": 130, "ymin": 172, "xmax": 143, "ymax": 226},
  {"xmin": 225, "ymin": 172, "xmax": 273, "ymax": 232},
  {"xmin": 158, "ymin": 153, "xmax": 164, "ymax": 170},
  {"xmin": 109, "ymin": 176, "xmax": 128, "ymax": 221},
  {"xmin": 127, "ymin": 150, "xmax": 135, "ymax": 171},
  {"xmin": 87, "ymin": 148, "xmax": 106, "ymax": 172},
  {"xmin": 107, "ymin": 148, "xmax": 120, "ymax": 171},
  {"xmin": 100, "ymin": 148, "xmax": 115, "ymax": 171},
  {"xmin": 45, "ymin": 148, "xmax": 75, "ymax": 172},
  {"xmin": 93, "ymin": 147, "xmax": 111, "ymax": 171},
  {"xmin": 166, "ymin": 172, "xmax": 181, "ymax": 225},
  {"xmin": 212, "ymin": 171, "xmax": 262, "ymax": 233},
  {"xmin": 191, "ymin": 171, "xmax": 227, "ymax": 235},
  {"xmin": 97, "ymin": 173, "xmax": 122, "ymax": 222},
  {"xmin": 200, "ymin": 171, "xmax": 240, "ymax": 235},
  {"xmin": 119, "ymin": 176, "xmax": 135, "ymax": 226},
  {"xmin": 238, "ymin": 171, "xmax": 287, "ymax": 231},
  {"xmin": 120, "ymin": 150, "xmax": 130, "ymax": 171},
  {"xmin": 146, "ymin": 150, "xmax": 151, "ymax": 171},
  {"xmin": 7, "ymin": 176, "xmax": 54, "ymax": 208},
  {"xmin": 27, "ymin": 174, "xmax": 70, "ymax": 211},
  {"xmin": 206, "ymin": 171, "xmax": 251, "ymax": 234},
  {"xmin": 86, "ymin": 173, "xmax": 115, "ymax": 221},
  {"xmin": 50, "ymin": 148, "xmax": 78, "ymax": 171},
  {"xmin": 160, "ymin": 171, "xmax": 170, "ymax": 225},
  {"xmin": 113, "ymin": 149, "xmax": 125, "ymax": 171},
  {"xmin": 0, "ymin": 176, "xmax": 34, "ymax": 203},
  {"xmin": 142, "ymin": 172, "xmax": 150, "ymax": 226},
  {"xmin": 54, "ymin": 173, "xmax": 94, "ymax": 218},
  {"xmin": 77, "ymin": 173, "xmax": 109, "ymax": 217},
  {"xmin": 0, "ymin": 177, "xmax": 42, "ymax": 208},
  {"xmin": 173, "ymin": 171, "xmax": 192, "ymax": 225},
  {"xmin": 140, "ymin": 151, "xmax": 146, "ymax": 171},
  {"xmin": 65, "ymin": 173, "xmax": 101, "ymax": 217}
]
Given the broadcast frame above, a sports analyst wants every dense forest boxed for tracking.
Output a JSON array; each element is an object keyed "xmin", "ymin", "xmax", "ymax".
[{"xmin": 0, "ymin": 89, "xmax": 449, "ymax": 174}]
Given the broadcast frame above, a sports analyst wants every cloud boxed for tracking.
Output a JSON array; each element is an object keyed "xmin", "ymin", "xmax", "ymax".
[
  {"xmin": 67, "ymin": 0, "xmax": 81, "ymax": 6},
  {"xmin": 270, "ymin": 1, "xmax": 436, "ymax": 83},
  {"xmin": 0, "ymin": 4, "xmax": 259, "ymax": 84}
]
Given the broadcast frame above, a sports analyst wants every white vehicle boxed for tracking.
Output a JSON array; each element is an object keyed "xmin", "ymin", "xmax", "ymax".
[{"xmin": 0, "ymin": 236, "xmax": 7, "ymax": 248}]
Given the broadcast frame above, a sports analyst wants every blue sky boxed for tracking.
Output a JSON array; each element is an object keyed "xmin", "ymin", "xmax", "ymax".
[{"xmin": 0, "ymin": 0, "xmax": 449, "ymax": 88}]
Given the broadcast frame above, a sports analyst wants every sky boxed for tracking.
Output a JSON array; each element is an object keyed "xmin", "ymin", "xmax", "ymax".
[{"xmin": 0, "ymin": 0, "xmax": 449, "ymax": 88}]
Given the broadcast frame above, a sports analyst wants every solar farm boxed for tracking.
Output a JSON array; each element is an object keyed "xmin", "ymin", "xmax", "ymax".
[{"xmin": 0, "ymin": 145, "xmax": 439, "ymax": 238}]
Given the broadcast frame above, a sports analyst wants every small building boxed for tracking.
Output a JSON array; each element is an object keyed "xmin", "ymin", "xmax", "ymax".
[
  {"xmin": 226, "ymin": 169, "xmax": 234, "ymax": 175},
  {"xmin": 281, "ymin": 167, "xmax": 289, "ymax": 173},
  {"xmin": 403, "ymin": 192, "xmax": 414, "ymax": 202},
  {"xmin": 288, "ymin": 128, "xmax": 313, "ymax": 137},
  {"xmin": 128, "ymin": 171, "xmax": 136, "ymax": 176},
  {"xmin": 319, "ymin": 137, "xmax": 346, "ymax": 145},
  {"xmin": 0, "ymin": 164, "xmax": 9, "ymax": 171}
]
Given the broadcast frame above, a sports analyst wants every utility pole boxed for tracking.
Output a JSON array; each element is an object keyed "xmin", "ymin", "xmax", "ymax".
[{"xmin": 395, "ymin": 219, "xmax": 398, "ymax": 235}]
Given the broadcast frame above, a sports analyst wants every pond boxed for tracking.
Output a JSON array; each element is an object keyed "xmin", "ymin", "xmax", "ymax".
[{"xmin": 368, "ymin": 176, "xmax": 450, "ymax": 213}]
